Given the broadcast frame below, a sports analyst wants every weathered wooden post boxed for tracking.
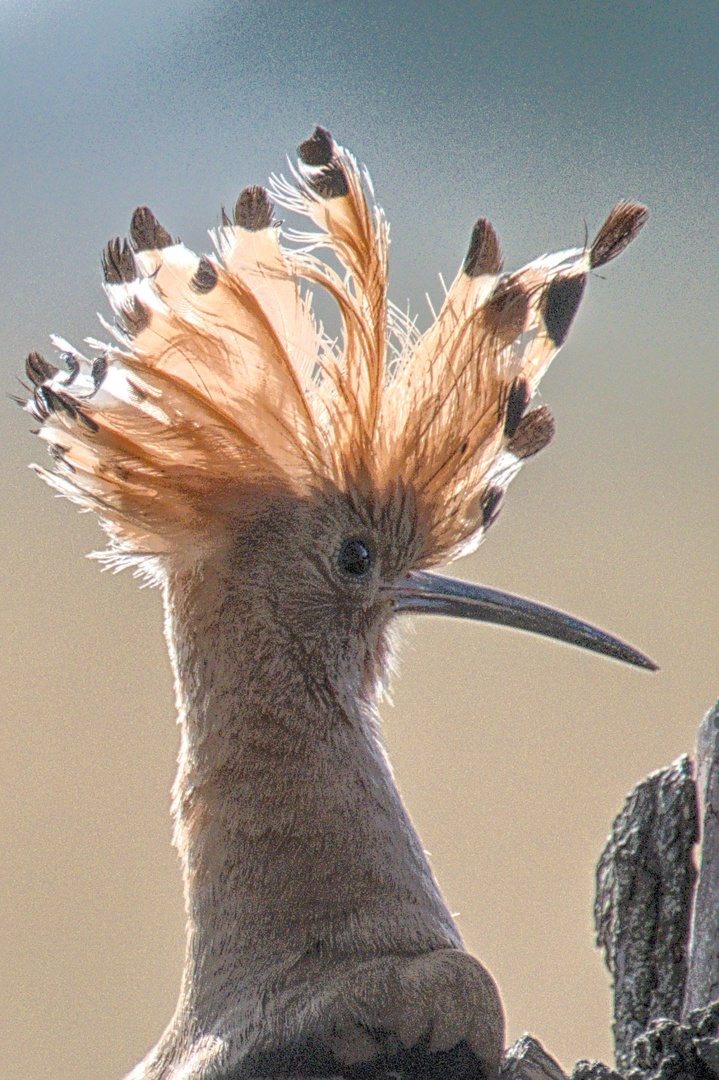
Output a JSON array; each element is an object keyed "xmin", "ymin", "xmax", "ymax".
[
  {"xmin": 594, "ymin": 755, "xmax": 697, "ymax": 1070},
  {"xmin": 684, "ymin": 701, "xmax": 719, "ymax": 1017}
]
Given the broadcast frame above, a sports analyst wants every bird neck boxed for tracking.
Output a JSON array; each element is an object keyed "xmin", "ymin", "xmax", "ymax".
[{"xmin": 160, "ymin": 560, "xmax": 462, "ymax": 1030}]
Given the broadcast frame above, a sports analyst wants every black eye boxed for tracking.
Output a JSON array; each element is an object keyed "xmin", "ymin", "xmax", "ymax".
[{"xmin": 339, "ymin": 538, "xmax": 373, "ymax": 578}]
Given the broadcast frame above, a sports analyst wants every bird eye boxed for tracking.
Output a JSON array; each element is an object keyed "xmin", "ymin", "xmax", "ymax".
[{"xmin": 339, "ymin": 538, "xmax": 373, "ymax": 578}]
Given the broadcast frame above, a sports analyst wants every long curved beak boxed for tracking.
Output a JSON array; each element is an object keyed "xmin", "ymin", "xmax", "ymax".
[{"xmin": 390, "ymin": 570, "xmax": 657, "ymax": 671}]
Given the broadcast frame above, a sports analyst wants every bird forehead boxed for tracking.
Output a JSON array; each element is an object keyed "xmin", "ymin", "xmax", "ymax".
[{"xmin": 224, "ymin": 485, "xmax": 421, "ymax": 589}]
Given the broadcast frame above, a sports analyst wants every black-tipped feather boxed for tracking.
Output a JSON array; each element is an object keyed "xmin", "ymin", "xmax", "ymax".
[
  {"xmin": 298, "ymin": 127, "xmax": 349, "ymax": 199},
  {"xmin": 590, "ymin": 201, "xmax": 649, "ymax": 269},
  {"xmin": 25, "ymin": 352, "xmax": 58, "ymax": 386},
  {"xmin": 508, "ymin": 406, "xmax": 555, "ymax": 459},
  {"xmin": 190, "ymin": 257, "xmax": 218, "ymax": 294},
  {"xmin": 307, "ymin": 163, "xmax": 349, "ymax": 199},
  {"xmin": 463, "ymin": 218, "xmax": 503, "ymax": 278},
  {"xmin": 503, "ymin": 378, "xmax": 530, "ymax": 440},
  {"xmin": 130, "ymin": 206, "xmax": 174, "ymax": 252},
  {"xmin": 102, "ymin": 238, "xmax": 137, "ymax": 284},
  {"xmin": 481, "ymin": 486, "xmax": 504, "ymax": 529},
  {"xmin": 234, "ymin": 186, "xmax": 275, "ymax": 231},
  {"xmin": 484, "ymin": 278, "xmax": 529, "ymax": 344},
  {"xmin": 541, "ymin": 274, "xmax": 587, "ymax": 347},
  {"xmin": 298, "ymin": 126, "xmax": 335, "ymax": 167},
  {"xmin": 120, "ymin": 297, "xmax": 150, "ymax": 336},
  {"xmin": 91, "ymin": 356, "xmax": 108, "ymax": 391}
]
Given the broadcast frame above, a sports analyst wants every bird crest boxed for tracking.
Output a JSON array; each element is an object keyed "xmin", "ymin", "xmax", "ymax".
[{"xmin": 23, "ymin": 127, "xmax": 647, "ymax": 566}]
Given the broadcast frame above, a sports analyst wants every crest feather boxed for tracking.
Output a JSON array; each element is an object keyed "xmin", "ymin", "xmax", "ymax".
[{"xmin": 22, "ymin": 129, "xmax": 647, "ymax": 565}]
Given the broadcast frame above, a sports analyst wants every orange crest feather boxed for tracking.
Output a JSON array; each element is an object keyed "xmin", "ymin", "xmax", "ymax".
[{"xmin": 23, "ymin": 128, "xmax": 648, "ymax": 564}]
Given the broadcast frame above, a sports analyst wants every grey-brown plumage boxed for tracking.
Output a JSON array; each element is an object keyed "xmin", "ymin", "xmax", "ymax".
[{"xmin": 21, "ymin": 128, "xmax": 652, "ymax": 1080}]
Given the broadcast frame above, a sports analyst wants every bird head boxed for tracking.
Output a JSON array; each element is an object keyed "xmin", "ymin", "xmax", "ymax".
[{"xmin": 22, "ymin": 127, "xmax": 654, "ymax": 679}]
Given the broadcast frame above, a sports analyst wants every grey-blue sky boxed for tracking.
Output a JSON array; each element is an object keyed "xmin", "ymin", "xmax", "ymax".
[{"xmin": 2, "ymin": 0, "xmax": 718, "ymax": 317}]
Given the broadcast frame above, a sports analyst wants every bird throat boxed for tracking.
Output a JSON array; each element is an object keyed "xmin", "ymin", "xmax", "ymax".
[{"xmin": 157, "ymin": 565, "xmax": 463, "ymax": 1059}]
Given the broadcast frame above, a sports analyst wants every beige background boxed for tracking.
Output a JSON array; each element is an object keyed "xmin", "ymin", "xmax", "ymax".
[{"xmin": 1, "ymin": 2, "xmax": 718, "ymax": 1078}]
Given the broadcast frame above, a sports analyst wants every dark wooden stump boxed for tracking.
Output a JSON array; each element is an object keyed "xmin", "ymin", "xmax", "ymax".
[
  {"xmin": 594, "ymin": 755, "xmax": 698, "ymax": 1071},
  {"xmin": 685, "ymin": 700, "xmax": 719, "ymax": 1016}
]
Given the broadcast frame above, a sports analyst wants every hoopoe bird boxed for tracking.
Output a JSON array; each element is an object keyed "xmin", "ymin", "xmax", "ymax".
[{"xmin": 21, "ymin": 128, "xmax": 652, "ymax": 1080}]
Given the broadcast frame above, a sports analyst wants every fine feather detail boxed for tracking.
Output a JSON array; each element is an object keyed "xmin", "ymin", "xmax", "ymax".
[{"xmin": 22, "ymin": 127, "xmax": 648, "ymax": 563}]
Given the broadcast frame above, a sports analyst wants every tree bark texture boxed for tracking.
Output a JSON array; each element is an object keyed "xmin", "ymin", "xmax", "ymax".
[
  {"xmin": 501, "ymin": 1035, "xmax": 568, "ymax": 1080},
  {"xmin": 684, "ymin": 700, "xmax": 719, "ymax": 1017},
  {"xmin": 594, "ymin": 755, "xmax": 698, "ymax": 1072}
]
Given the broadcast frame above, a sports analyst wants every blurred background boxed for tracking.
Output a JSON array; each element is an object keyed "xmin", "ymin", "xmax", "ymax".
[{"xmin": 1, "ymin": 2, "xmax": 718, "ymax": 1077}]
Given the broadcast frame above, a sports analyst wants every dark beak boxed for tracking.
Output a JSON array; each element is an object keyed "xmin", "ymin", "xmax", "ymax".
[{"xmin": 390, "ymin": 570, "xmax": 657, "ymax": 671}]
